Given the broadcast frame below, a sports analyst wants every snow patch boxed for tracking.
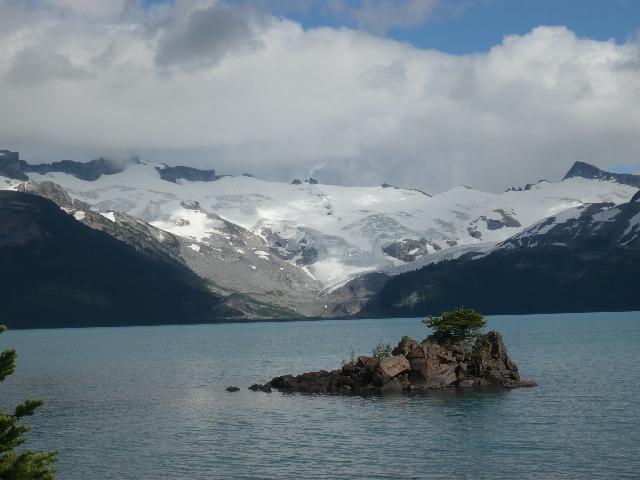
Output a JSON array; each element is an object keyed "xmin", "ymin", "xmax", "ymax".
[
  {"xmin": 591, "ymin": 207, "xmax": 621, "ymax": 226},
  {"xmin": 188, "ymin": 244, "xmax": 201, "ymax": 253},
  {"xmin": 73, "ymin": 211, "xmax": 86, "ymax": 221},
  {"xmin": 254, "ymin": 250, "xmax": 270, "ymax": 260},
  {"xmin": 101, "ymin": 211, "xmax": 116, "ymax": 222}
]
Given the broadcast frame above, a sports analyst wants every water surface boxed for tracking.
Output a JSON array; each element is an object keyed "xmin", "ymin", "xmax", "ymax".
[{"xmin": 1, "ymin": 312, "xmax": 639, "ymax": 479}]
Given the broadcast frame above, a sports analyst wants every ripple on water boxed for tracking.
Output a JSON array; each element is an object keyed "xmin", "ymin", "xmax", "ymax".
[{"xmin": 0, "ymin": 312, "xmax": 639, "ymax": 479}]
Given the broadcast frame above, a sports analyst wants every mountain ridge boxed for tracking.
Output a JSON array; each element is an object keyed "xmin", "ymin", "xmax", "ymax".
[
  {"xmin": 364, "ymin": 192, "xmax": 640, "ymax": 316},
  {"xmin": 2, "ymin": 149, "xmax": 640, "ymax": 322}
]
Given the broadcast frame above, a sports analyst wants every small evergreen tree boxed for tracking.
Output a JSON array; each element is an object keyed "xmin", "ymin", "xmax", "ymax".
[
  {"xmin": 372, "ymin": 342, "xmax": 392, "ymax": 359},
  {"xmin": 0, "ymin": 325, "xmax": 57, "ymax": 479},
  {"xmin": 423, "ymin": 308, "xmax": 486, "ymax": 345}
]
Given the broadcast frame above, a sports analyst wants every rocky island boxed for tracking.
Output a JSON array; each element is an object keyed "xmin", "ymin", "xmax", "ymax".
[{"xmin": 253, "ymin": 309, "xmax": 536, "ymax": 394}]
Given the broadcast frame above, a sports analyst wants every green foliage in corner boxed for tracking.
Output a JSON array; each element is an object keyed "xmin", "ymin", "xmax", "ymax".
[
  {"xmin": 423, "ymin": 307, "xmax": 487, "ymax": 345},
  {"xmin": 342, "ymin": 348, "xmax": 358, "ymax": 367},
  {"xmin": 0, "ymin": 325, "xmax": 57, "ymax": 479}
]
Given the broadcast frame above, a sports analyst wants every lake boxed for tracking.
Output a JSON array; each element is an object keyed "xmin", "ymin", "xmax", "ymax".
[{"xmin": 1, "ymin": 312, "xmax": 639, "ymax": 479}]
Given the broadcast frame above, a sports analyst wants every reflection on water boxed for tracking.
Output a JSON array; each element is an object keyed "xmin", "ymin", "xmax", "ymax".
[{"xmin": 1, "ymin": 312, "xmax": 639, "ymax": 479}]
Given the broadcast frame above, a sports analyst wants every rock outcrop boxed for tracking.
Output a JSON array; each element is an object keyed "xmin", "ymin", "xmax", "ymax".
[
  {"xmin": 155, "ymin": 165, "xmax": 221, "ymax": 183},
  {"xmin": 564, "ymin": 161, "xmax": 640, "ymax": 188},
  {"xmin": 17, "ymin": 180, "xmax": 75, "ymax": 208},
  {"xmin": 260, "ymin": 332, "xmax": 535, "ymax": 394}
]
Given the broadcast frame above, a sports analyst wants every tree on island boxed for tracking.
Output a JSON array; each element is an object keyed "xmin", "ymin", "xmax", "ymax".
[
  {"xmin": 423, "ymin": 307, "xmax": 487, "ymax": 346},
  {"xmin": 0, "ymin": 325, "xmax": 57, "ymax": 479}
]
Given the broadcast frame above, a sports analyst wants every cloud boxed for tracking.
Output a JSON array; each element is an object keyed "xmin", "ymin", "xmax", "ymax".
[
  {"xmin": 155, "ymin": 2, "xmax": 265, "ymax": 68},
  {"xmin": 0, "ymin": 1, "xmax": 639, "ymax": 193},
  {"xmin": 5, "ymin": 47, "xmax": 89, "ymax": 85}
]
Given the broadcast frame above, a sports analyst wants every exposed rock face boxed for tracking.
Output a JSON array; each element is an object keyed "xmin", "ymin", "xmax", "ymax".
[
  {"xmin": 0, "ymin": 150, "xmax": 133, "ymax": 181},
  {"xmin": 483, "ymin": 209, "xmax": 521, "ymax": 230},
  {"xmin": 26, "ymin": 157, "xmax": 130, "ymax": 181},
  {"xmin": 17, "ymin": 181, "xmax": 74, "ymax": 208},
  {"xmin": 0, "ymin": 150, "xmax": 27, "ymax": 180},
  {"xmin": 320, "ymin": 272, "xmax": 389, "ymax": 317},
  {"xmin": 156, "ymin": 165, "xmax": 220, "ymax": 183},
  {"xmin": 383, "ymin": 238, "xmax": 437, "ymax": 262},
  {"xmin": 564, "ymin": 161, "xmax": 640, "ymax": 188},
  {"xmin": 631, "ymin": 190, "xmax": 640, "ymax": 203},
  {"xmin": 264, "ymin": 332, "xmax": 535, "ymax": 394}
]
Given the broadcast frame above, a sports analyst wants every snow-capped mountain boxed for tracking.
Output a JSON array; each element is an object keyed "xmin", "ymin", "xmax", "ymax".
[
  {"xmin": 1, "ymin": 150, "xmax": 637, "ymax": 295},
  {"xmin": 366, "ymin": 191, "xmax": 640, "ymax": 316}
]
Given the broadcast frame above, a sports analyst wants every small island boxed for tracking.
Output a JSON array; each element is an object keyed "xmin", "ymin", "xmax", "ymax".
[{"xmin": 253, "ymin": 309, "xmax": 536, "ymax": 394}]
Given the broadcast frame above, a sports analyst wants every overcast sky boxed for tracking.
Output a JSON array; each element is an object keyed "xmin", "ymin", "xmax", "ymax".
[{"xmin": 0, "ymin": 0, "xmax": 639, "ymax": 193}]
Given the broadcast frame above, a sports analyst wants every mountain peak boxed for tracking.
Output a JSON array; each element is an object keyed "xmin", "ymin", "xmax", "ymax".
[
  {"xmin": 563, "ymin": 161, "xmax": 640, "ymax": 188},
  {"xmin": 563, "ymin": 161, "xmax": 605, "ymax": 180}
]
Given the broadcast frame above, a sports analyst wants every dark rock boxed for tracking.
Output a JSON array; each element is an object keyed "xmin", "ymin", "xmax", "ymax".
[
  {"xmin": 383, "ymin": 239, "xmax": 432, "ymax": 262},
  {"xmin": 356, "ymin": 356, "xmax": 379, "ymax": 373},
  {"xmin": 296, "ymin": 246, "xmax": 318, "ymax": 266},
  {"xmin": 307, "ymin": 178, "xmax": 318, "ymax": 184},
  {"xmin": 392, "ymin": 336, "xmax": 420, "ymax": 356},
  {"xmin": 291, "ymin": 179, "xmax": 302, "ymax": 185},
  {"xmin": 27, "ymin": 157, "xmax": 132, "ymax": 181},
  {"xmin": 485, "ymin": 209, "xmax": 521, "ymax": 230},
  {"xmin": 156, "ymin": 165, "xmax": 219, "ymax": 183},
  {"xmin": 631, "ymin": 190, "xmax": 640, "ymax": 203},
  {"xmin": 249, "ymin": 383, "xmax": 272, "ymax": 392},
  {"xmin": 226, "ymin": 386, "xmax": 240, "ymax": 392},
  {"xmin": 467, "ymin": 228, "xmax": 482, "ymax": 239},
  {"xmin": 503, "ymin": 379, "xmax": 537, "ymax": 388},
  {"xmin": 564, "ymin": 161, "xmax": 640, "ymax": 188},
  {"xmin": 0, "ymin": 150, "xmax": 27, "ymax": 180},
  {"xmin": 470, "ymin": 331, "xmax": 520, "ymax": 384},
  {"xmin": 72, "ymin": 198, "xmax": 91, "ymax": 210}
]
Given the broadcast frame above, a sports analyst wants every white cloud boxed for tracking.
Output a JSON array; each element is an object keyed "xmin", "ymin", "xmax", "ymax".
[{"xmin": 0, "ymin": 1, "xmax": 639, "ymax": 193}]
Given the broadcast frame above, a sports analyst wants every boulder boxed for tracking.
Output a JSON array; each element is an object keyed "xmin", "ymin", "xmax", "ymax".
[
  {"xmin": 249, "ymin": 383, "xmax": 272, "ymax": 392},
  {"xmin": 392, "ymin": 336, "xmax": 420, "ymax": 356},
  {"xmin": 356, "ymin": 356, "xmax": 379, "ymax": 373},
  {"xmin": 226, "ymin": 386, "xmax": 240, "ymax": 392},
  {"xmin": 406, "ymin": 347, "xmax": 426, "ymax": 359},
  {"xmin": 378, "ymin": 355, "xmax": 410, "ymax": 378},
  {"xmin": 471, "ymin": 331, "xmax": 520, "ymax": 384}
]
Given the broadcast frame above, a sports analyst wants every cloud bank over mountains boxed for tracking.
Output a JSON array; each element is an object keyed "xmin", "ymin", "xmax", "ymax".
[{"xmin": 0, "ymin": 0, "xmax": 639, "ymax": 192}]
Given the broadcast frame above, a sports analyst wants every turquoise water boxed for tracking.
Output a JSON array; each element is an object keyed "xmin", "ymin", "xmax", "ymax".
[{"xmin": 1, "ymin": 312, "xmax": 639, "ymax": 479}]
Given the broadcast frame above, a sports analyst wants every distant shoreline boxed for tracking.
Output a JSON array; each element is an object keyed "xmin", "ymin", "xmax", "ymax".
[{"xmin": 6, "ymin": 309, "xmax": 640, "ymax": 331}]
